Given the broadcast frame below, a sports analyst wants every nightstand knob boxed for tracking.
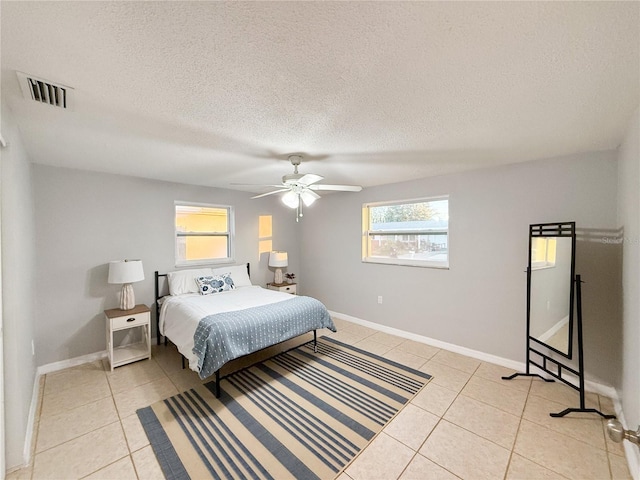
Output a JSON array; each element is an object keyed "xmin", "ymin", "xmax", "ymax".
[{"xmin": 127, "ymin": 317, "xmax": 135, "ymax": 322}]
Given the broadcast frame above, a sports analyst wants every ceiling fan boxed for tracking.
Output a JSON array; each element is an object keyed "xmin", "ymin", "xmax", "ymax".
[{"xmin": 238, "ymin": 155, "xmax": 362, "ymax": 221}]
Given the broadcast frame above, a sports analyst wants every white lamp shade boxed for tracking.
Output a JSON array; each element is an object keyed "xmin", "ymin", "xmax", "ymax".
[
  {"xmin": 281, "ymin": 191, "xmax": 300, "ymax": 208},
  {"xmin": 300, "ymin": 190, "xmax": 318, "ymax": 207},
  {"xmin": 268, "ymin": 251, "xmax": 288, "ymax": 268},
  {"xmin": 108, "ymin": 260, "xmax": 145, "ymax": 284}
]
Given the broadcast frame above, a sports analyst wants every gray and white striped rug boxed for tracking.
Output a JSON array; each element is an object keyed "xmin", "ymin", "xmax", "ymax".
[{"xmin": 137, "ymin": 337, "xmax": 431, "ymax": 480}]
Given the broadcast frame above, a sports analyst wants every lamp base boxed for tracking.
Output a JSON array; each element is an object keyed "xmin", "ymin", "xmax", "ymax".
[
  {"xmin": 274, "ymin": 268, "xmax": 283, "ymax": 284},
  {"xmin": 120, "ymin": 283, "xmax": 135, "ymax": 310}
]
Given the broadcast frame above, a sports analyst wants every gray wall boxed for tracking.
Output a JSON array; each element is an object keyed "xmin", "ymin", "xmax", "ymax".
[
  {"xmin": 617, "ymin": 107, "xmax": 639, "ymax": 434},
  {"xmin": 1, "ymin": 105, "xmax": 37, "ymax": 469},
  {"xmin": 300, "ymin": 151, "xmax": 621, "ymax": 387},
  {"xmin": 33, "ymin": 165, "xmax": 302, "ymax": 366}
]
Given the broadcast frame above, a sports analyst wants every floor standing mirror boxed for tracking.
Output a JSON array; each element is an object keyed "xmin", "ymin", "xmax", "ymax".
[{"xmin": 503, "ymin": 221, "xmax": 614, "ymax": 419}]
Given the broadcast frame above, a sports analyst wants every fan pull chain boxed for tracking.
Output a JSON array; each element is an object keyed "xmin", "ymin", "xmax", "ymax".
[{"xmin": 296, "ymin": 201, "xmax": 303, "ymax": 222}]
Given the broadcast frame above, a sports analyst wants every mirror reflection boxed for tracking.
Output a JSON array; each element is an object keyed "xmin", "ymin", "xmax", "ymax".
[{"xmin": 529, "ymin": 236, "xmax": 573, "ymax": 356}]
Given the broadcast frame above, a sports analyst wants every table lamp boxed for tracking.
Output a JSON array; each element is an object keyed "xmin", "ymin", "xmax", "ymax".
[
  {"xmin": 108, "ymin": 259, "xmax": 144, "ymax": 310},
  {"xmin": 269, "ymin": 251, "xmax": 288, "ymax": 284}
]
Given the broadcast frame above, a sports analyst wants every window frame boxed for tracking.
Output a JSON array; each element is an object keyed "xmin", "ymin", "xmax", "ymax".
[
  {"xmin": 174, "ymin": 201, "xmax": 235, "ymax": 267},
  {"xmin": 362, "ymin": 195, "xmax": 449, "ymax": 269},
  {"xmin": 531, "ymin": 237, "xmax": 557, "ymax": 270}
]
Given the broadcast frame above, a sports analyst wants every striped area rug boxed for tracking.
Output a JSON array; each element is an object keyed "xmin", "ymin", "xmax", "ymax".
[{"xmin": 137, "ymin": 336, "xmax": 431, "ymax": 480}]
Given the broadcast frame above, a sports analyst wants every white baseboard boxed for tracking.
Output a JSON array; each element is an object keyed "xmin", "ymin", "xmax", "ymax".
[
  {"xmin": 329, "ymin": 310, "xmax": 523, "ymax": 372},
  {"xmin": 329, "ymin": 310, "xmax": 620, "ymax": 395},
  {"xmin": 584, "ymin": 379, "xmax": 619, "ymax": 401},
  {"xmin": 20, "ymin": 373, "xmax": 40, "ymax": 468},
  {"xmin": 36, "ymin": 350, "xmax": 107, "ymax": 376},
  {"xmin": 625, "ymin": 432, "xmax": 640, "ymax": 480},
  {"xmin": 613, "ymin": 405, "xmax": 640, "ymax": 480},
  {"xmin": 537, "ymin": 315, "xmax": 569, "ymax": 343}
]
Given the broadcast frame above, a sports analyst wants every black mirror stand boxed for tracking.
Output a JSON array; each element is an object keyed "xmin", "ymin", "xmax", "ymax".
[{"xmin": 503, "ymin": 274, "xmax": 615, "ymax": 419}]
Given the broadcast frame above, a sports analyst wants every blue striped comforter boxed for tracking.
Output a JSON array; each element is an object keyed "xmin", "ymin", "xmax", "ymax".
[{"xmin": 193, "ymin": 295, "xmax": 336, "ymax": 379}]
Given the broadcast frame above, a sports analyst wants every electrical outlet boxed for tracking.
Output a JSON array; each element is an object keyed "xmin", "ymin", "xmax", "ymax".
[{"xmin": 377, "ymin": 296, "xmax": 383, "ymax": 304}]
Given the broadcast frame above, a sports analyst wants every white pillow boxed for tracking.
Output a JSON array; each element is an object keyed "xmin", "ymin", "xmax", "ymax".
[
  {"xmin": 211, "ymin": 264, "xmax": 252, "ymax": 287},
  {"xmin": 167, "ymin": 268, "xmax": 213, "ymax": 296}
]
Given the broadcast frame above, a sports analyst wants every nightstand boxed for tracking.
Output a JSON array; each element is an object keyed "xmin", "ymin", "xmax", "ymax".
[
  {"xmin": 267, "ymin": 282, "xmax": 297, "ymax": 295},
  {"xmin": 104, "ymin": 304, "xmax": 151, "ymax": 371}
]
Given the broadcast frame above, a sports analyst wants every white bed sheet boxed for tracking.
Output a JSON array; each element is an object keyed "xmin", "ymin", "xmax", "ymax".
[{"xmin": 159, "ymin": 286, "xmax": 294, "ymax": 371}]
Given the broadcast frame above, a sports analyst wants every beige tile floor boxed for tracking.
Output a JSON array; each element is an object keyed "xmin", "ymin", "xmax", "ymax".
[{"xmin": 7, "ymin": 317, "xmax": 633, "ymax": 480}]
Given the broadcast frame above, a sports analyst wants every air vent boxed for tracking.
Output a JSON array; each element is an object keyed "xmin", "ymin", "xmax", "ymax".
[{"xmin": 16, "ymin": 72, "xmax": 73, "ymax": 109}]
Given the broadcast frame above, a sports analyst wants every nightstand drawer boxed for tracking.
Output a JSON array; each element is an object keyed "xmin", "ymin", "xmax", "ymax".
[
  {"xmin": 111, "ymin": 312, "xmax": 149, "ymax": 330},
  {"xmin": 267, "ymin": 283, "xmax": 297, "ymax": 295}
]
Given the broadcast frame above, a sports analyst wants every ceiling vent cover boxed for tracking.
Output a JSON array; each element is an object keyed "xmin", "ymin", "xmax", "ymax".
[{"xmin": 16, "ymin": 72, "xmax": 73, "ymax": 109}]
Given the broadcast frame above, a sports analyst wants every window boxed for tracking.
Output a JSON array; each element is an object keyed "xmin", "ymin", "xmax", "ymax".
[
  {"xmin": 175, "ymin": 202, "xmax": 234, "ymax": 266},
  {"xmin": 258, "ymin": 215, "xmax": 273, "ymax": 257},
  {"xmin": 531, "ymin": 237, "xmax": 557, "ymax": 269},
  {"xmin": 362, "ymin": 197, "xmax": 449, "ymax": 268}
]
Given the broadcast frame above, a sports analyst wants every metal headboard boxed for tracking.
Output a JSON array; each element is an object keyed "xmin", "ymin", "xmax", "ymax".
[{"xmin": 154, "ymin": 263, "xmax": 251, "ymax": 345}]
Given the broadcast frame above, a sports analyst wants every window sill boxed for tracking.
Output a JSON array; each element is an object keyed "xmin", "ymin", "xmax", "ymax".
[
  {"xmin": 531, "ymin": 264, "xmax": 556, "ymax": 271},
  {"xmin": 175, "ymin": 259, "xmax": 235, "ymax": 268},
  {"xmin": 362, "ymin": 257, "xmax": 449, "ymax": 269}
]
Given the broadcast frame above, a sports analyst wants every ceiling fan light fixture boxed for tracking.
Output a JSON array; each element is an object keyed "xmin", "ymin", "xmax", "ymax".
[
  {"xmin": 238, "ymin": 154, "xmax": 362, "ymax": 220},
  {"xmin": 281, "ymin": 191, "xmax": 299, "ymax": 208},
  {"xmin": 300, "ymin": 190, "xmax": 317, "ymax": 207}
]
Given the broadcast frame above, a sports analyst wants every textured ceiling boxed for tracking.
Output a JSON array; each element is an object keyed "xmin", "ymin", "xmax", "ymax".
[{"xmin": 1, "ymin": 1, "xmax": 638, "ymax": 192}]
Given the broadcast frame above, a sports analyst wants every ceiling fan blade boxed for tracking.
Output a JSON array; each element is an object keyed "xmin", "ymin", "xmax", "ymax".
[
  {"xmin": 298, "ymin": 173, "xmax": 324, "ymax": 186},
  {"xmin": 251, "ymin": 189, "xmax": 290, "ymax": 199},
  {"xmin": 309, "ymin": 184, "xmax": 363, "ymax": 192}
]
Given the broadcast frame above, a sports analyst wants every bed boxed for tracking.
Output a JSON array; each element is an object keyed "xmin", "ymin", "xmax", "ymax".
[{"xmin": 154, "ymin": 263, "xmax": 336, "ymax": 396}]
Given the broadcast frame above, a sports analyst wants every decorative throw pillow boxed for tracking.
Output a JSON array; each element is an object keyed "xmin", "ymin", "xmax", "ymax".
[
  {"xmin": 167, "ymin": 268, "xmax": 213, "ymax": 295},
  {"xmin": 195, "ymin": 273, "xmax": 235, "ymax": 295}
]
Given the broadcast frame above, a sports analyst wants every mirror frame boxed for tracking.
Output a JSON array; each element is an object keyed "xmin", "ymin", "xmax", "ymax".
[{"xmin": 527, "ymin": 222, "xmax": 576, "ymax": 359}]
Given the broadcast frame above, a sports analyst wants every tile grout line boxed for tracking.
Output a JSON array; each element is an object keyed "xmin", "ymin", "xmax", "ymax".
[
  {"xmin": 455, "ymin": 375, "xmax": 530, "ymax": 418},
  {"xmin": 36, "ymin": 360, "xmax": 135, "ymax": 478},
  {"xmin": 77, "ymin": 454, "xmax": 133, "ymax": 480},
  {"xmin": 404, "ymin": 362, "xmax": 479, "ymax": 478},
  {"xmin": 87, "ymin": 358, "xmax": 139, "ymax": 479},
  {"xmin": 518, "ymin": 388, "xmax": 613, "ymax": 454},
  {"xmin": 31, "ymin": 367, "xmax": 119, "ymax": 478},
  {"xmin": 509, "ymin": 380, "xmax": 578, "ymax": 480},
  {"xmin": 599, "ymin": 393, "xmax": 616, "ymax": 480},
  {"xmin": 426, "ymin": 363, "xmax": 559, "ymax": 478},
  {"xmin": 502, "ymin": 373, "xmax": 534, "ymax": 480}
]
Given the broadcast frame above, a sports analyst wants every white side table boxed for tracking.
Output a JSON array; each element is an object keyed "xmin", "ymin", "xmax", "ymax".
[
  {"xmin": 267, "ymin": 282, "xmax": 297, "ymax": 295},
  {"xmin": 104, "ymin": 304, "xmax": 151, "ymax": 371}
]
